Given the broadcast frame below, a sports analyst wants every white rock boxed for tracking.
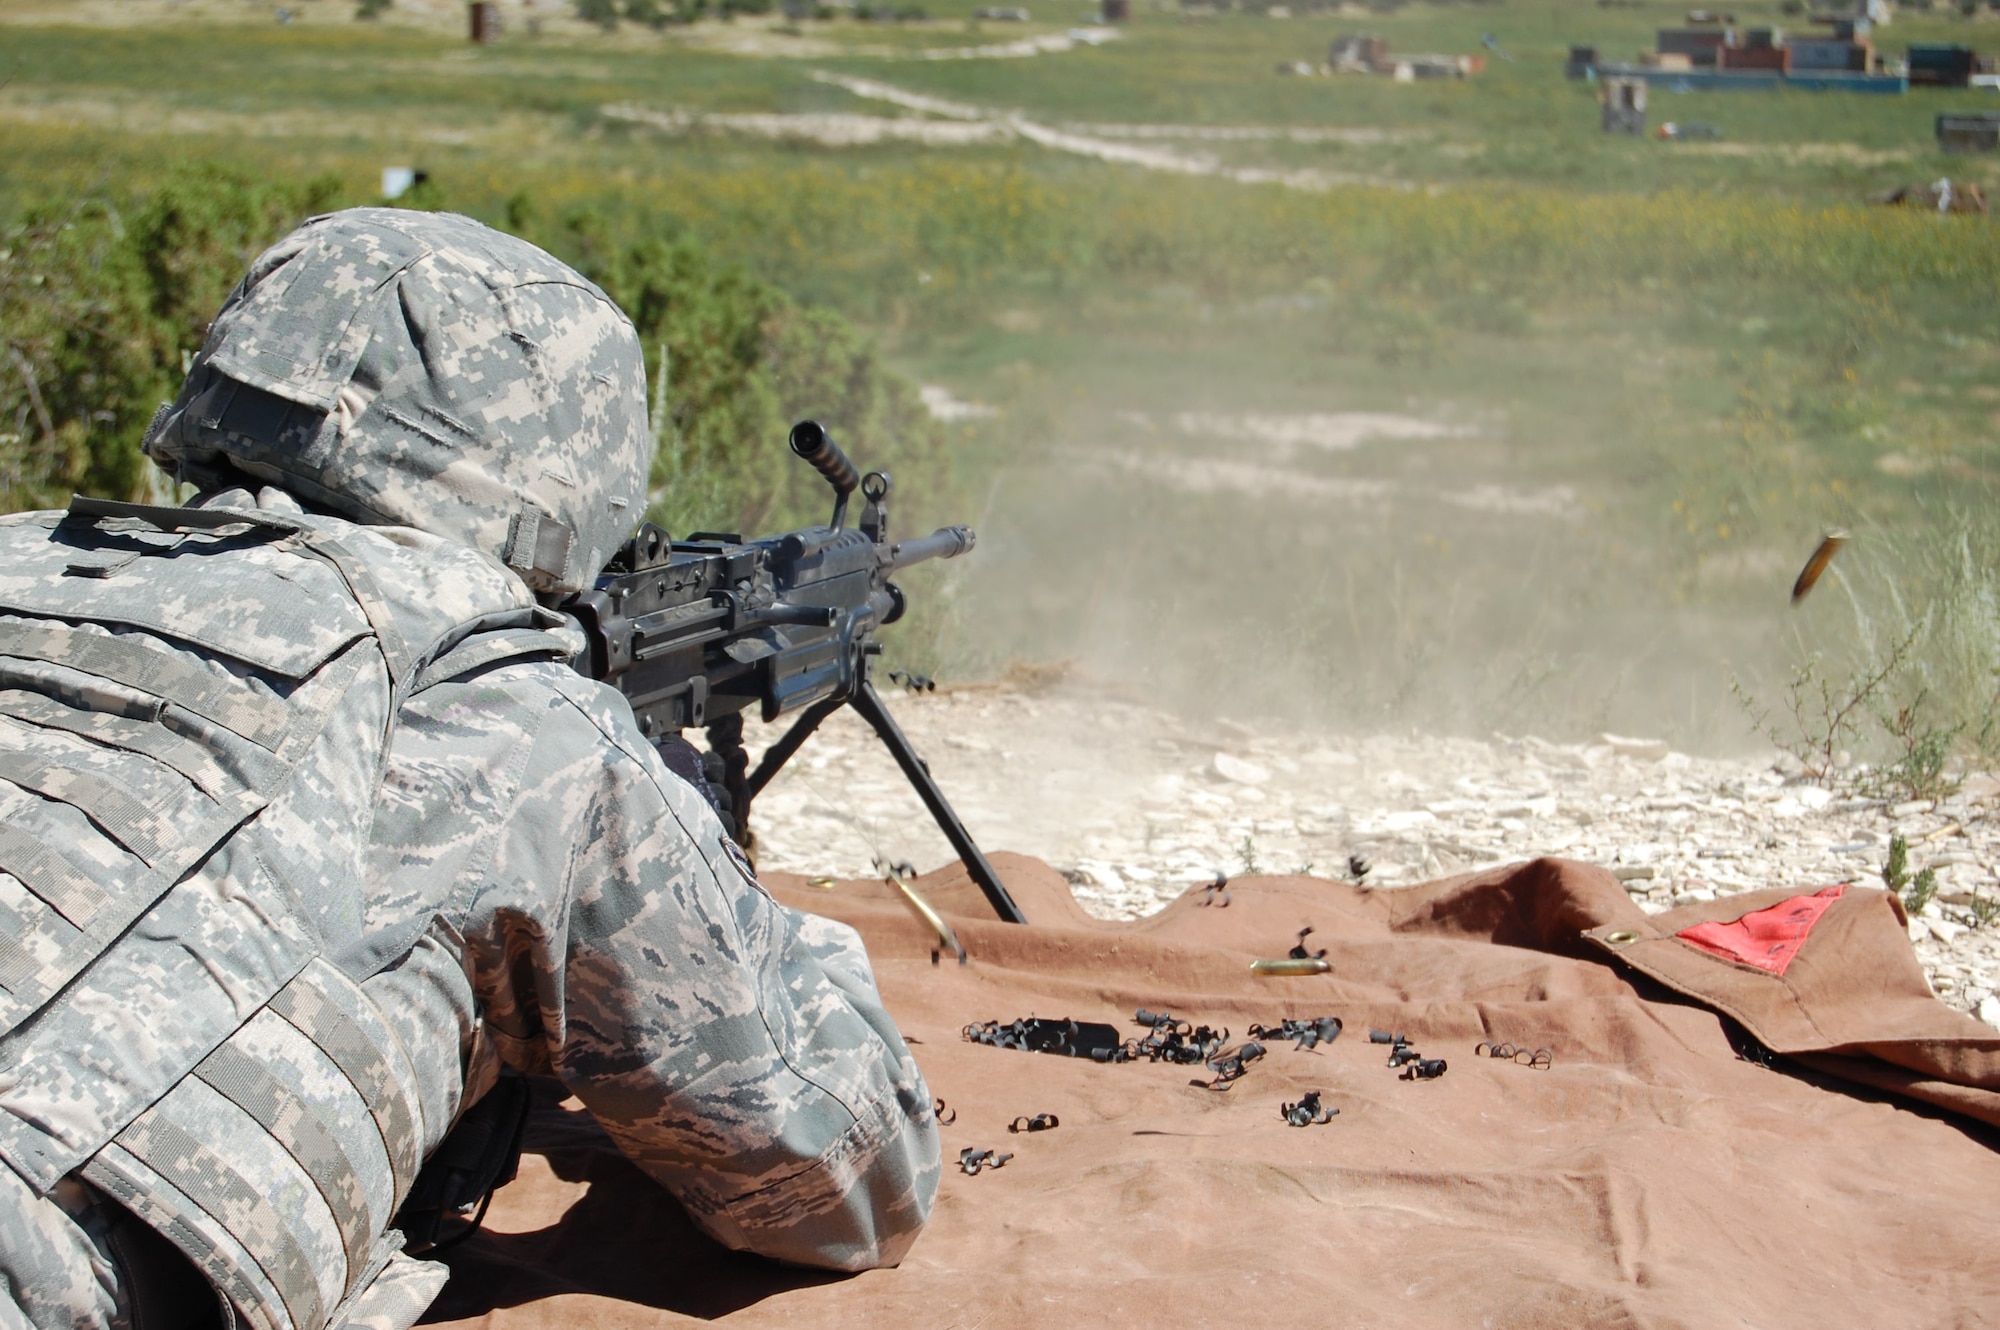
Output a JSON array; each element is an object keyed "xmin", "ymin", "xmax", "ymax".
[
  {"xmin": 1928, "ymin": 917, "xmax": 1963, "ymax": 944},
  {"xmin": 1600, "ymin": 733, "xmax": 1670, "ymax": 761},
  {"xmin": 1371, "ymin": 809, "xmax": 1437, "ymax": 833},
  {"xmin": 1073, "ymin": 859, "xmax": 1126, "ymax": 893},
  {"xmin": 1209, "ymin": 752, "xmax": 1272, "ymax": 785},
  {"xmin": 1795, "ymin": 786, "xmax": 1834, "ymax": 811},
  {"xmin": 1891, "ymin": 800, "xmax": 1931, "ymax": 819},
  {"xmin": 1978, "ymin": 995, "xmax": 2000, "ymax": 1031}
]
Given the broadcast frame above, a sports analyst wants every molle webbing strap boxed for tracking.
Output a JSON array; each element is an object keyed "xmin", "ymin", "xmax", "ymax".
[
  {"xmin": 0, "ymin": 752, "xmax": 175, "ymax": 867},
  {"xmin": 195, "ymin": 1041, "xmax": 375, "ymax": 1292},
  {"xmin": 412, "ymin": 626, "xmax": 574, "ymax": 693},
  {"xmin": 0, "ymin": 691, "xmax": 244, "ymax": 799},
  {"xmin": 65, "ymin": 494, "xmax": 306, "ymax": 537},
  {"xmin": 269, "ymin": 980, "xmax": 421, "ymax": 1205},
  {"xmin": 79, "ymin": 1156, "xmax": 277, "ymax": 1330},
  {"xmin": 0, "ymin": 820, "xmax": 111, "ymax": 928},
  {"xmin": 59, "ymin": 494, "xmax": 413, "ymax": 698},
  {"xmin": 111, "ymin": 1109, "xmax": 325, "ymax": 1330},
  {"xmin": 0, "ymin": 621, "xmax": 292, "ymax": 750},
  {"xmin": 0, "ymin": 793, "xmax": 263, "ymax": 1020},
  {"xmin": 0, "ymin": 931, "xmax": 38, "ymax": 993}
]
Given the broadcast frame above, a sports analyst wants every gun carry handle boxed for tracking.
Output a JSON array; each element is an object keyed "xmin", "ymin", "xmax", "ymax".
[{"xmin": 789, "ymin": 420, "xmax": 858, "ymax": 529}]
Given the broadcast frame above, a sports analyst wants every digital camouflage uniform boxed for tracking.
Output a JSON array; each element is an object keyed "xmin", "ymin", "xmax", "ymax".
[{"xmin": 0, "ymin": 209, "xmax": 939, "ymax": 1330}]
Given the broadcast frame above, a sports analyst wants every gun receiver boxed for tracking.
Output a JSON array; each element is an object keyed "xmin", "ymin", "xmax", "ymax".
[{"xmin": 564, "ymin": 419, "xmax": 1027, "ymax": 926}]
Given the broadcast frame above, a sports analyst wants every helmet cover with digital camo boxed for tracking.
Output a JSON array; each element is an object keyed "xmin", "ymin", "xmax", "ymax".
[{"xmin": 145, "ymin": 207, "xmax": 651, "ymax": 594}]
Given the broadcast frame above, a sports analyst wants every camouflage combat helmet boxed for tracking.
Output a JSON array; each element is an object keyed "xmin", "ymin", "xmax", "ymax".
[{"xmin": 146, "ymin": 207, "xmax": 651, "ymax": 594}]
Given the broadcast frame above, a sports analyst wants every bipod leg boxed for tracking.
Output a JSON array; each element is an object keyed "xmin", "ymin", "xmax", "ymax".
[
  {"xmin": 847, "ymin": 678, "xmax": 1028, "ymax": 925},
  {"xmin": 705, "ymin": 712, "xmax": 752, "ymax": 853},
  {"xmin": 745, "ymin": 696, "xmax": 845, "ymax": 807}
]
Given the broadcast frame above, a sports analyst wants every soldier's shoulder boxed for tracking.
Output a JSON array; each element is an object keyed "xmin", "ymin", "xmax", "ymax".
[
  {"xmin": 0, "ymin": 508, "xmax": 62, "ymax": 528},
  {"xmin": 408, "ymin": 655, "xmax": 647, "ymax": 753}
]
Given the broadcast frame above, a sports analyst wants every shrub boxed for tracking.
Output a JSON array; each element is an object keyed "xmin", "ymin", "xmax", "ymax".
[
  {"xmin": 4, "ymin": 171, "xmax": 952, "ymax": 561},
  {"xmin": 1, "ymin": 165, "xmax": 343, "ymax": 514},
  {"xmin": 526, "ymin": 206, "xmax": 949, "ymax": 538}
]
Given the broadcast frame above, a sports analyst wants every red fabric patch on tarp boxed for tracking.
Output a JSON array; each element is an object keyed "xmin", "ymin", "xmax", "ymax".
[{"xmin": 1676, "ymin": 884, "xmax": 1846, "ymax": 976}]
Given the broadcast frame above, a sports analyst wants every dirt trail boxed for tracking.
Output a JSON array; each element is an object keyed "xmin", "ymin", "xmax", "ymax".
[
  {"xmin": 806, "ymin": 70, "xmax": 1410, "ymax": 189},
  {"xmin": 604, "ymin": 71, "xmax": 1409, "ymax": 190}
]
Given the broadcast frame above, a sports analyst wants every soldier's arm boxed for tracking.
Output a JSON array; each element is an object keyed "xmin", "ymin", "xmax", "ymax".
[{"xmin": 469, "ymin": 668, "xmax": 942, "ymax": 1271}]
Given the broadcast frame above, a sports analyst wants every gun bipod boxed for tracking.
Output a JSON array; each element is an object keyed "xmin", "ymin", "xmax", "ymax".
[{"xmin": 735, "ymin": 677, "xmax": 1028, "ymax": 926}]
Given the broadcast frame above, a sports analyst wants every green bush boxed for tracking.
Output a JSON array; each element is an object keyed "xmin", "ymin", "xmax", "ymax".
[
  {"xmin": 1, "ymin": 164, "xmax": 343, "ymax": 514},
  {"xmin": 623, "ymin": 0, "xmax": 672, "ymax": 28},
  {"xmin": 4, "ymin": 170, "xmax": 951, "ymax": 556}
]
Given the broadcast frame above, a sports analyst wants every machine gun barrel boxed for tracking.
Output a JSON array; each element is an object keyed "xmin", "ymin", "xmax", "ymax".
[{"xmin": 889, "ymin": 525, "xmax": 976, "ymax": 570}]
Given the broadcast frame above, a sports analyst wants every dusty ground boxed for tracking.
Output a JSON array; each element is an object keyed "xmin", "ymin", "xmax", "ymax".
[{"xmin": 742, "ymin": 673, "xmax": 2000, "ymax": 1028}]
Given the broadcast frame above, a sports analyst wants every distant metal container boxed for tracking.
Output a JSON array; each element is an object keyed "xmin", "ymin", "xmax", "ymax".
[
  {"xmin": 1721, "ymin": 44, "xmax": 1789, "ymax": 71},
  {"xmin": 1789, "ymin": 39, "xmax": 1868, "ymax": 71},
  {"xmin": 468, "ymin": 0, "xmax": 500, "ymax": 42},
  {"xmin": 1331, "ymin": 34, "xmax": 1390, "ymax": 71},
  {"xmin": 1937, "ymin": 112, "xmax": 2000, "ymax": 153},
  {"xmin": 1599, "ymin": 61, "xmax": 1907, "ymax": 93},
  {"xmin": 1658, "ymin": 27, "xmax": 1735, "ymax": 66},
  {"xmin": 1602, "ymin": 75, "xmax": 1647, "ymax": 134},
  {"xmin": 1908, "ymin": 43, "xmax": 1977, "ymax": 88},
  {"xmin": 1565, "ymin": 44, "xmax": 1598, "ymax": 79}
]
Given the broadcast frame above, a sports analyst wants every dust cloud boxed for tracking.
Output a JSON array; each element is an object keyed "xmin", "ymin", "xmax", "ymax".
[{"xmin": 925, "ymin": 395, "xmax": 1760, "ymax": 755}]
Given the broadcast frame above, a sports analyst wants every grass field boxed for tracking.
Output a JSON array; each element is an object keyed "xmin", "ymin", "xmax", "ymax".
[{"xmin": 3, "ymin": 0, "xmax": 1998, "ymax": 753}]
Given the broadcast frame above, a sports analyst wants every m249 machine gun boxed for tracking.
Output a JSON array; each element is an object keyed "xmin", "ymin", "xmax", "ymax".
[{"xmin": 563, "ymin": 420, "xmax": 1028, "ymax": 925}]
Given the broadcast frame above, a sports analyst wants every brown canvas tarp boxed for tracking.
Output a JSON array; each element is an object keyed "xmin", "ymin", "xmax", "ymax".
[{"xmin": 426, "ymin": 856, "xmax": 2000, "ymax": 1329}]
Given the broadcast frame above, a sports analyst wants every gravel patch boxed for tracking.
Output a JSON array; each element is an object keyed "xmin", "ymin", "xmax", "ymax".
[{"xmin": 743, "ymin": 677, "xmax": 2000, "ymax": 1029}]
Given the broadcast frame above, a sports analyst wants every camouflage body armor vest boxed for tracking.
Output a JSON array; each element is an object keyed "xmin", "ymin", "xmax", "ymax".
[{"xmin": 0, "ymin": 495, "xmax": 573, "ymax": 1330}]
